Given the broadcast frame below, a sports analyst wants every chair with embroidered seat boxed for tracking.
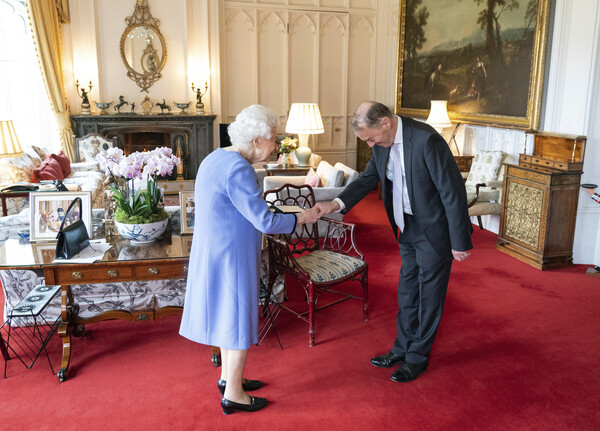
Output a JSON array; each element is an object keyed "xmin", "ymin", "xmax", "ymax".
[{"xmin": 263, "ymin": 183, "xmax": 368, "ymax": 347}]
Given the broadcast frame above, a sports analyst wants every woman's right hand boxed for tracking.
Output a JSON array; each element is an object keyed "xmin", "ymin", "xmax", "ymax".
[{"xmin": 296, "ymin": 207, "xmax": 320, "ymax": 225}]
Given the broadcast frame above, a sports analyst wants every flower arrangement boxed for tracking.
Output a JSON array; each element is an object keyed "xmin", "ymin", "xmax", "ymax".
[
  {"xmin": 279, "ymin": 137, "xmax": 298, "ymax": 154},
  {"xmin": 98, "ymin": 147, "xmax": 181, "ymax": 224}
]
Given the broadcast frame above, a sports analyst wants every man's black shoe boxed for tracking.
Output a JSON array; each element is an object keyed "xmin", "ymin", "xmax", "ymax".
[
  {"xmin": 370, "ymin": 352, "xmax": 404, "ymax": 368},
  {"xmin": 390, "ymin": 361, "xmax": 428, "ymax": 383}
]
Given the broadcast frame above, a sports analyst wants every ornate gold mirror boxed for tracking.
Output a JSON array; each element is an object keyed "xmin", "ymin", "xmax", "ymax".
[{"xmin": 120, "ymin": 0, "xmax": 167, "ymax": 92}]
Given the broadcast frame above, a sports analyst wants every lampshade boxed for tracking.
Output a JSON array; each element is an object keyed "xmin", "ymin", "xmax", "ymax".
[
  {"xmin": 285, "ymin": 103, "xmax": 325, "ymax": 138},
  {"xmin": 0, "ymin": 120, "xmax": 23, "ymax": 158},
  {"xmin": 425, "ymin": 100, "xmax": 452, "ymax": 129}
]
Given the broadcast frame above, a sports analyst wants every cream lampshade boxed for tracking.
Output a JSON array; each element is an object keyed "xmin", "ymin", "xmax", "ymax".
[
  {"xmin": 0, "ymin": 120, "xmax": 23, "ymax": 158},
  {"xmin": 285, "ymin": 103, "xmax": 324, "ymax": 167},
  {"xmin": 425, "ymin": 100, "xmax": 452, "ymax": 136}
]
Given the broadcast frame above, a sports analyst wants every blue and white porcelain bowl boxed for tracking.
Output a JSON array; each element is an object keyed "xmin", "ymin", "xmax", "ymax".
[{"xmin": 114, "ymin": 218, "xmax": 169, "ymax": 244}]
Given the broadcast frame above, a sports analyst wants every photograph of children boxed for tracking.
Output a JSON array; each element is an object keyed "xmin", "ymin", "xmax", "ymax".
[
  {"xmin": 29, "ymin": 191, "xmax": 92, "ymax": 242},
  {"xmin": 179, "ymin": 191, "xmax": 195, "ymax": 234}
]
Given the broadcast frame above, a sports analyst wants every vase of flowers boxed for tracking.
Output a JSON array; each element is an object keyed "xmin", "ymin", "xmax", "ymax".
[
  {"xmin": 279, "ymin": 137, "xmax": 298, "ymax": 167},
  {"xmin": 98, "ymin": 147, "xmax": 180, "ymax": 244}
]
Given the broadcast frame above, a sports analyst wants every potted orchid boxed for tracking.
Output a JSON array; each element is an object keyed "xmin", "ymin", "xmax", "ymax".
[{"xmin": 98, "ymin": 147, "xmax": 180, "ymax": 243}]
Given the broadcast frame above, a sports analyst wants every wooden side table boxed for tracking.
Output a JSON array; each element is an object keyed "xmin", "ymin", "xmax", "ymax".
[{"xmin": 264, "ymin": 164, "xmax": 310, "ymax": 176}]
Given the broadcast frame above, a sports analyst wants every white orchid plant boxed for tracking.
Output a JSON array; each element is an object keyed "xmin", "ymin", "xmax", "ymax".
[{"xmin": 98, "ymin": 147, "xmax": 181, "ymax": 224}]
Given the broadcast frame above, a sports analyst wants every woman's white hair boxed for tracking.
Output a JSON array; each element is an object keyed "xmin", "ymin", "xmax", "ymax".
[{"xmin": 227, "ymin": 104, "xmax": 278, "ymax": 151}]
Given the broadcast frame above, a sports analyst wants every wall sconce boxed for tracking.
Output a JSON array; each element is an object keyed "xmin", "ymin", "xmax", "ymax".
[{"xmin": 285, "ymin": 103, "xmax": 324, "ymax": 167}]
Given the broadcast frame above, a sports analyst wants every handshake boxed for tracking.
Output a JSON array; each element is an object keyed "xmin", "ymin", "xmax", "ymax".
[{"xmin": 295, "ymin": 201, "xmax": 341, "ymax": 225}]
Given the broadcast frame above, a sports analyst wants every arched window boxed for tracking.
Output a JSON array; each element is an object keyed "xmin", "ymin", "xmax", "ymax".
[{"xmin": 0, "ymin": 0, "xmax": 58, "ymax": 152}]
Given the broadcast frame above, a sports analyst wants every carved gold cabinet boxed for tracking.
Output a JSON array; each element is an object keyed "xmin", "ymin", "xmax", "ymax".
[{"xmin": 496, "ymin": 132, "xmax": 586, "ymax": 270}]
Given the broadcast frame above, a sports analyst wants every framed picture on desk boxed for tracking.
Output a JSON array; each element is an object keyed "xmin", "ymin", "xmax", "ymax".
[
  {"xmin": 179, "ymin": 191, "xmax": 195, "ymax": 234},
  {"xmin": 29, "ymin": 191, "xmax": 92, "ymax": 242}
]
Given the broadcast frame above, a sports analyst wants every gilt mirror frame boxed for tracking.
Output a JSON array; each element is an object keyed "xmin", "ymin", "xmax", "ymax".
[
  {"xmin": 119, "ymin": 0, "xmax": 167, "ymax": 92},
  {"xmin": 395, "ymin": 0, "xmax": 551, "ymax": 129}
]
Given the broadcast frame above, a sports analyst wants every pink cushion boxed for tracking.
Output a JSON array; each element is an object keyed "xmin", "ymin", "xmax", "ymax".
[
  {"xmin": 31, "ymin": 156, "xmax": 65, "ymax": 181},
  {"xmin": 51, "ymin": 150, "xmax": 71, "ymax": 177},
  {"xmin": 304, "ymin": 168, "xmax": 321, "ymax": 187}
]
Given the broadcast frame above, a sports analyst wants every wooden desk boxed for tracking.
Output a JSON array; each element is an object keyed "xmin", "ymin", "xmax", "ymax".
[{"xmin": 0, "ymin": 229, "xmax": 221, "ymax": 382}]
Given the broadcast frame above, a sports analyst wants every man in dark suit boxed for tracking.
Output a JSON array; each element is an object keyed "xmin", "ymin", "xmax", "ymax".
[{"xmin": 315, "ymin": 101, "xmax": 473, "ymax": 382}]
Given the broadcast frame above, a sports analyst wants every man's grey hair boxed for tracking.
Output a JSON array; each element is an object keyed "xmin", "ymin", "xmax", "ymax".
[
  {"xmin": 352, "ymin": 101, "xmax": 394, "ymax": 130},
  {"xmin": 228, "ymin": 104, "xmax": 278, "ymax": 150}
]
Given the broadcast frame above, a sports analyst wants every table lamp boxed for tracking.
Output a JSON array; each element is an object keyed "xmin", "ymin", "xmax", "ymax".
[
  {"xmin": 285, "ymin": 103, "xmax": 324, "ymax": 167},
  {"xmin": 0, "ymin": 120, "xmax": 23, "ymax": 158},
  {"xmin": 425, "ymin": 100, "xmax": 452, "ymax": 138}
]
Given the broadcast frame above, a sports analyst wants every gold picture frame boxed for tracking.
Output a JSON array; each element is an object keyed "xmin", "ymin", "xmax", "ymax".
[
  {"xmin": 179, "ymin": 191, "xmax": 195, "ymax": 234},
  {"xmin": 395, "ymin": 0, "xmax": 551, "ymax": 129},
  {"xmin": 29, "ymin": 191, "xmax": 92, "ymax": 242}
]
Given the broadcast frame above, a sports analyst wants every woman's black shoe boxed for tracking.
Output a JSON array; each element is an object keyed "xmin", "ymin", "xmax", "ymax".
[
  {"xmin": 221, "ymin": 395, "xmax": 269, "ymax": 415},
  {"xmin": 218, "ymin": 378, "xmax": 263, "ymax": 396}
]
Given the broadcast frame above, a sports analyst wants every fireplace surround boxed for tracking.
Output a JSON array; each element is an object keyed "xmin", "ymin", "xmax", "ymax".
[{"xmin": 71, "ymin": 114, "xmax": 216, "ymax": 179}]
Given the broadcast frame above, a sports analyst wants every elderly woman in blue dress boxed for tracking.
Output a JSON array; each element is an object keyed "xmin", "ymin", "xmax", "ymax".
[{"xmin": 179, "ymin": 104, "xmax": 319, "ymax": 415}]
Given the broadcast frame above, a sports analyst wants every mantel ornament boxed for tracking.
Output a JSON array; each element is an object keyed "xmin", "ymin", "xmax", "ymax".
[{"xmin": 119, "ymin": 0, "xmax": 167, "ymax": 92}]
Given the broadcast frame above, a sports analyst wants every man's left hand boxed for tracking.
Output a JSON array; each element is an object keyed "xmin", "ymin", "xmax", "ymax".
[{"xmin": 452, "ymin": 250, "xmax": 471, "ymax": 261}]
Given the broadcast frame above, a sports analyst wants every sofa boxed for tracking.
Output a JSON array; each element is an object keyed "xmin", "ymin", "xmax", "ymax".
[
  {"xmin": 263, "ymin": 160, "xmax": 359, "ymax": 212},
  {"xmin": 0, "ymin": 145, "xmax": 106, "ymax": 216}
]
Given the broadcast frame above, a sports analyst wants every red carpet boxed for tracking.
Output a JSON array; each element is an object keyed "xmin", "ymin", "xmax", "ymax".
[{"xmin": 1, "ymin": 191, "xmax": 600, "ymax": 430}]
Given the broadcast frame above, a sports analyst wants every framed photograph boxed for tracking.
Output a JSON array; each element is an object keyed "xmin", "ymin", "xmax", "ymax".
[
  {"xmin": 180, "ymin": 235, "xmax": 193, "ymax": 255},
  {"xmin": 31, "ymin": 243, "xmax": 60, "ymax": 264},
  {"xmin": 29, "ymin": 191, "xmax": 92, "ymax": 242},
  {"xmin": 179, "ymin": 191, "xmax": 195, "ymax": 234},
  {"xmin": 396, "ymin": 0, "xmax": 551, "ymax": 129}
]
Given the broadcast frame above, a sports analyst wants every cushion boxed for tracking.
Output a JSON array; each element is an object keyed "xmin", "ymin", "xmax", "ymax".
[
  {"xmin": 31, "ymin": 156, "xmax": 65, "ymax": 181},
  {"xmin": 316, "ymin": 161, "xmax": 344, "ymax": 187},
  {"xmin": 51, "ymin": 150, "xmax": 71, "ymax": 177},
  {"xmin": 0, "ymin": 154, "xmax": 36, "ymax": 184},
  {"xmin": 304, "ymin": 168, "xmax": 321, "ymax": 188},
  {"xmin": 295, "ymin": 250, "xmax": 366, "ymax": 283},
  {"xmin": 333, "ymin": 162, "xmax": 359, "ymax": 186},
  {"xmin": 466, "ymin": 150, "xmax": 503, "ymax": 186},
  {"xmin": 465, "ymin": 185, "xmax": 500, "ymax": 203},
  {"xmin": 31, "ymin": 145, "xmax": 50, "ymax": 160},
  {"xmin": 23, "ymin": 147, "xmax": 43, "ymax": 168}
]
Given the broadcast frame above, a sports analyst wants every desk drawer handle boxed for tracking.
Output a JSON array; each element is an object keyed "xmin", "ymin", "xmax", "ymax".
[
  {"xmin": 183, "ymin": 265, "xmax": 189, "ymax": 273},
  {"xmin": 72, "ymin": 271, "xmax": 83, "ymax": 280},
  {"xmin": 108, "ymin": 270, "xmax": 119, "ymax": 277},
  {"xmin": 148, "ymin": 267, "xmax": 159, "ymax": 275}
]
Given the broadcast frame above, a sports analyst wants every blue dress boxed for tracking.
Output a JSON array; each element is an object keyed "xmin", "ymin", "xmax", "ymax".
[{"xmin": 179, "ymin": 149, "xmax": 296, "ymax": 350}]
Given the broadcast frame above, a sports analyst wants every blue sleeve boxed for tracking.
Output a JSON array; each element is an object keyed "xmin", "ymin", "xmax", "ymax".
[{"xmin": 226, "ymin": 158, "xmax": 297, "ymax": 234}]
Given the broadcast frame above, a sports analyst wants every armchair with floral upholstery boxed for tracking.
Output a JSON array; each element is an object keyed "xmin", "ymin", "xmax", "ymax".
[{"xmin": 466, "ymin": 150, "xmax": 515, "ymax": 230}]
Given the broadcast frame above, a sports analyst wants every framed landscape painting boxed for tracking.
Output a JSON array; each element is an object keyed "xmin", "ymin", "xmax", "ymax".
[{"xmin": 396, "ymin": 0, "xmax": 551, "ymax": 129}]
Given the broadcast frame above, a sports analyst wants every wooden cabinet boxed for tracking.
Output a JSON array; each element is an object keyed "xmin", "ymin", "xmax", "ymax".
[{"xmin": 496, "ymin": 132, "xmax": 586, "ymax": 270}]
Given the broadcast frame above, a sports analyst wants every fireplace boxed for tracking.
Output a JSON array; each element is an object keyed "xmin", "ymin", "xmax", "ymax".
[{"xmin": 70, "ymin": 114, "xmax": 216, "ymax": 179}]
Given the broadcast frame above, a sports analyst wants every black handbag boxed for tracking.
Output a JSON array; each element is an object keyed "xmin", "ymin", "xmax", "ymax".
[{"xmin": 55, "ymin": 197, "xmax": 90, "ymax": 259}]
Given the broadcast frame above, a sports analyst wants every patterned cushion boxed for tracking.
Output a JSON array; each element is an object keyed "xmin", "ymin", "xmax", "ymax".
[
  {"xmin": 295, "ymin": 250, "xmax": 366, "ymax": 283},
  {"xmin": 0, "ymin": 154, "xmax": 37, "ymax": 184},
  {"xmin": 466, "ymin": 150, "xmax": 503, "ymax": 186}
]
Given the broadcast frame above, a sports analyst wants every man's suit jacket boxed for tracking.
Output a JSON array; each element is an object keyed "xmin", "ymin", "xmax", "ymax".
[{"xmin": 338, "ymin": 116, "xmax": 473, "ymax": 259}]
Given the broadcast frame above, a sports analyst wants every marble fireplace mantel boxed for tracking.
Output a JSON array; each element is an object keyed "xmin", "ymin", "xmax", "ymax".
[{"xmin": 71, "ymin": 114, "xmax": 216, "ymax": 179}]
